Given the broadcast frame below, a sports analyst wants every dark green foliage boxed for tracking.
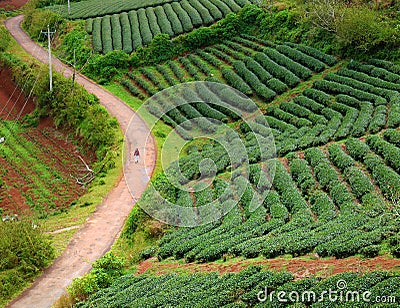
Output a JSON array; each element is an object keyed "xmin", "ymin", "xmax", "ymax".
[
  {"xmin": 266, "ymin": 78, "xmax": 287, "ymax": 94},
  {"xmin": 233, "ymin": 61, "xmax": 276, "ymax": 101},
  {"xmin": 156, "ymin": 64, "xmax": 177, "ymax": 86},
  {"xmin": 163, "ymin": 3, "xmax": 184, "ymax": 35},
  {"xmin": 120, "ymin": 78, "xmax": 145, "ymax": 99},
  {"xmin": 119, "ymin": 12, "xmax": 133, "ymax": 53},
  {"xmin": 145, "ymin": 7, "xmax": 162, "ymax": 37},
  {"xmin": 287, "ymin": 42, "xmax": 337, "ymax": 66},
  {"xmin": 188, "ymin": 0, "xmax": 213, "ymax": 25},
  {"xmin": 289, "ymin": 158, "xmax": 316, "ymax": 193},
  {"xmin": 210, "ymin": 0, "xmax": 232, "ymax": 15},
  {"xmin": 345, "ymin": 138, "xmax": 370, "ymax": 161},
  {"xmin": 327, "ymin": 144, "xmax": 354, "ymax": 172},
  {"xmin": 168, "ymin": 60, "xmax": 186, "ymax": 82},
  {"xmin": 187, "ymin": 54, "xmax": 212, "ymax": 76},
  {"xmin": 179, "ymin": 56, "xmax": 202, "ymax": 80},
  {"xmin": 345, "ymin": 166, "xmax": 374, "ymax": 199},
  {"xmin": 369, "ymin": 105, "xmax": 387, "ymax": 133},
  {"xmin": 181, "ymin": 0, "xmax": 204, "ymax": 27},
  {"xmin": 383, "ymin": 129, "xmax": 400, "ymax": 147},
  {"xmin": 128, "ymin": 10, "xmax": 143, "ymax": 50},
  {"xmin": 243, "ymin": 57, "xmax": 272, "ymax": 83},
  {"xmin": 263, "ymin": 47, "xmax": 312, "ymax": 79},
  {"xmin": 367, "ymin": 134, "xmax": 400, "ymax": 173},
  {"xmin": 137, "ymin": 8, "xmax": 153, "ymax": 46},
  {"xmin": 221, "ymin": 67, "xmax": 252, "ymax": 96},
  {"xmin": 91, "ymin": 18, "xmax": 102, "ymax": 53},
  {"xmin": 171, "ymin": 1, "xmax": 193, "ymax": 32},
  {"xmin": 309, "ymin": 191, "xmax": 337, "ymax": 221},
  {"xmin": 276, "ymin": 45, "xmax": 326, "ymax": 72},
  {"xmin": 110, "ymin": 14, "xmax": 122, "ymax": 51},
  {"xmin": 101, "ymin": 16, "xmax": 113, "ymax": 54},
  {"xmin": 199, "ymin": 0, "xmax": 223, "ymax": 20},
  {"xmin": 254, "ymin": 52, "xmax": 300, "ymax": 87},
  {"xmin": 351, "ymin": 102, "xmax": 373, "ymax": 137},
  {"xmin": 85, "ymin": 18, "xmax": 93, "ymax": 34},
  {"xmin": 197, "ymin": 49, "xmax": 223, "ymax": 67},
  {"xmin": 154, "ymin": 6, "xmax": 174, "ymax": 37}
]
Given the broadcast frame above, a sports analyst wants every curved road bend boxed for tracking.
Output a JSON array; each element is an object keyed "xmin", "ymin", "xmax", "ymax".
[{"xmin": 5, "ymin": 15, "xmax": 156, "ymax": 308}]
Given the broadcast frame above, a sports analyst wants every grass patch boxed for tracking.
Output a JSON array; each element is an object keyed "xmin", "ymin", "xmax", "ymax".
[{"xmin": 111, "ymin": 229, "xmax": 157, "ymax": 266}]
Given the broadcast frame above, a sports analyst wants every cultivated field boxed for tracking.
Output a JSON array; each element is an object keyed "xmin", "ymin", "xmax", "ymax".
[
  {"xmin": 120, "ymin": 36, "xmax": 400, "ymax": 263},
  {"xmin": 0, "ymin": 68, "xmax": 92, "ymax": 216}
]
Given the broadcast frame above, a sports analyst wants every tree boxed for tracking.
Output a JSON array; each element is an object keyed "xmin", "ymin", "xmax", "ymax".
[{"xmin": 304, "ymin": 0, "xmax": 344, "ymax": 33}]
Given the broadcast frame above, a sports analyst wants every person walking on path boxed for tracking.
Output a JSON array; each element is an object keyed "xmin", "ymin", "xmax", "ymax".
[{"xmin": 134, "ymin": 148, "xmax": 140, "ymax": 163}]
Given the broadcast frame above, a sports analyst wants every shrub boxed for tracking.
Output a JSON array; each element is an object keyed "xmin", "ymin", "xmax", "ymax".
[
  {"xmin": 351, "ymin": 102, "xmax": 373, "ymax": 137},
  {"xmin": 328, "ymin": 144, "xmax": 354, "ymax": 172},
  {"xmin": 211, "ymin": 0, "xmax": 233, "ymax": 16},
  {"xmin": 187, "ymin": 0, "xmax": 211, "ymax": 25},
  {"xmin": 276, "ymin": 45, "xmax": 326, "ymax": 72},
  {"xmin": 128, "ymin": 10, "xmax": 143, "ymax": 50},
  {"xmin": 254, "ymin": 52, "xmax": 300, "ymax": 87},
  {"xmin": 263, "ymin": 47, "xmax": 312, "ymax": 80},
  {"xmin": 243, "ymin": 57, "xmax": 272, "ymax": 83},
  {"xmin": 154, "ymin": 6, "xmax": 174, "ymax": 37},
  {"xmin": 345, "ymin": 138, "xmax": 370, "ymax": 162},
  {"xmin": 383, "ymin": 129, "xmax": 400, "ymax": 147},
  {"xmin": 85, "ymin": 18, "xmax": 93, "ymax": 34},
  {"xmin": 367, "ymin": 135, "xmax": 400, "ymax": 173},
  {"xmin": 145, "ymin": 7, "xmax": 162, "ymax": 37},
  {"xmin": 233, "ymin": 61, "xmax": 275, "ymax": 101},
  {"xmin": 171, "ymin": 1, "xmax": 193, "ymax": 33},
  {"xmin": 345, "ymin": 166, "xmax": 374, "ymax": 199},
  {"xmin": 289, "ymin": 43, "xmax": 337, "ymax": 66},
  {"xmin": 368, "ymin": 105, "xmax": 387, "ymax": 133},
  {"xmin": 198, "ymin": 0, "xmax": 222, "ymax": 20},
  {"xmin": 137, "ymin": 8, "xmax": 153, "ymax": 46},
  {"xmin": 221, "ymin": 67, "xmax": 252, "ymax": 96},
  {"xmin": 180, "ymin": 0, "xmax": 203, "ymax": 28},
  {"xmin": 163, "ymin": 3, "xmax": 184, "ymax": 35},
  {"xmin": 110, "ymin": 14, "xmax": 122, "ymax": 51},
  {"xmin": 119, "ymin": 12, "xmax": 133, "ymax": 53},
  {"xmin": 91, "ymin": 18, "xmax": 102, "ymax": 53}
]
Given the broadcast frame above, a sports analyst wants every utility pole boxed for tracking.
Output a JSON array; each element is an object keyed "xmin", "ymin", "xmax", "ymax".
[
  {"xmin": 41, "ymin": 25, "xmax": 56, "ymax": 92},
  {"xmin": 72, "ymin": 48, "xmax": 76, "ymax": 91}
]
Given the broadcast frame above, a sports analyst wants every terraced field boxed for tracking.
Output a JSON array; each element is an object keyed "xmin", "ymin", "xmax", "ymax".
[
  {"xmin": 77, "ymin": 267, "xmax": 400, "ymax": 307},
  {"xmin": 119, "ymin": 36, "xmax": 400, "ymax": 264},
  {"xmin": 123, "ymin": 36, "xmax": 337, "ymax": 102},
  {"xmin": 0, "ymin": 120, "xmax": 91, "ymax": 215},
  {"xmin": 49, "ymin": 0, "xmax": 256, "ymax": 53}
]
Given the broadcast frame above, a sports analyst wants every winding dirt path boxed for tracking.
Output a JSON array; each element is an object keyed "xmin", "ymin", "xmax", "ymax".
[{"xmin": 5, "ymin": 15, "xmax": 156, "ymax": 308}]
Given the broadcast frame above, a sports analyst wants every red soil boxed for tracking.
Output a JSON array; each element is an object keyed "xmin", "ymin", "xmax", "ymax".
[
  {"xmin": 138, "ymin": 255, "xmax": 400, "ymax": 279},
  {"xmin": 0, "ymin": 0, "xmax": 29, "ymax": 10},
  {"xmin": 0, "ymin": 66, "xmax": 93, "ymax": 215}
]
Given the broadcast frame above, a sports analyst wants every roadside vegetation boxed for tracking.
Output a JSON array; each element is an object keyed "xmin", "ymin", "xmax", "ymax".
[{"xmin": 0, "ymin": 16, "xmax": 123, "ymax": 306}]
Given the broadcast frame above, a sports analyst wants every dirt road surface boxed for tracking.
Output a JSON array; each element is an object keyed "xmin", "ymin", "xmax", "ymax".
[{"xmin": 5, "ymin": 15, "xmax": 156, "ymax": 308}]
